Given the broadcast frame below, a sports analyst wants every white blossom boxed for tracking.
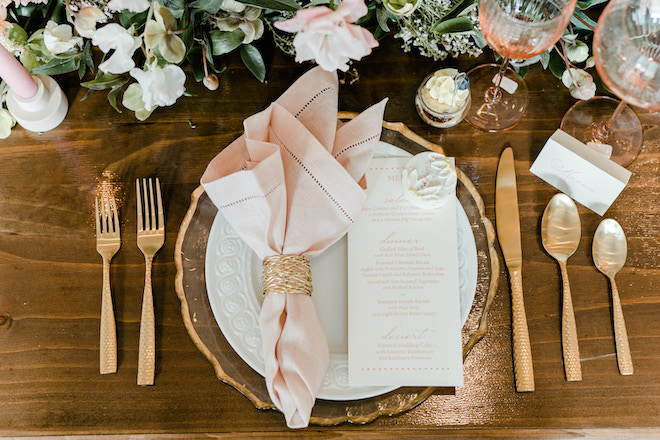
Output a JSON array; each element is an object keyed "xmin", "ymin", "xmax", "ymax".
[
  {"xmin": 129, "ymin": 64, "xmax": 186, "ymax": 108},
  {"xmin": 73, "ymin": 6, "xmax": 106, "ymax": 38},
  {"xmin": 43, "ymin": 21, "xmax": 83, "ymax": 54},
  {"xmin": 0, "ymin": 108, "xmax": 15, "ymax": 139},
  {"xmin": 562, "ymin": 68, "xmax": 596, "ymax": 100},
  {"xmin": 563, "ymin": 34, "xmax": 590, "ymax": 63},
  {"xmin": 107, "ymin": 0, "xmax": 149, "ymax": 13},
  {"xmin": 92, "ymin": 23, "xmax": 141, "ymax": 74}
]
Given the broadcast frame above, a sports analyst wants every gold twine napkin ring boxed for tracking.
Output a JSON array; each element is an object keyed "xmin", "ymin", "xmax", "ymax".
[{"xmin": 262, "ymin": 255, "xmax": 313, "ymax": 297}]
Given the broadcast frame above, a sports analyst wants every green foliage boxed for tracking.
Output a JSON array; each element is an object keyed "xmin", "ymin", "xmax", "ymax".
[
  {"xmin": 431, "ymin": 16, "xmax": 473, "ymax": 34},
  {"xmin": 240, "ymin": 0, "xmax": 301, "ymax": 11},
  {"xmin": 240, "ymin": 44, "xmax": 266, "ymax": 82},
  {"xmin": 210, "ymin": 29, "xmax": 246, "ymax": 55}
]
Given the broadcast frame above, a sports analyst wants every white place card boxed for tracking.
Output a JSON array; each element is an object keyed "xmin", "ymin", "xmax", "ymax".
[
  {"xmin": 347, "ymin": 157, "xmax": 463, "ymax": 387},
  {"xmin": 492, "ymin": 74, "xmax": 518, "ymax": 94},
  {"xmin": 530, "ymin": 129, "xmax": 632, "ymax": 216}
]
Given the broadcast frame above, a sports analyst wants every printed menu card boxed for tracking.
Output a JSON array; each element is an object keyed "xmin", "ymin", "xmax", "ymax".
[{"xmin": 347, "ymin": 156, "xmax": 463, "ymax": 387}]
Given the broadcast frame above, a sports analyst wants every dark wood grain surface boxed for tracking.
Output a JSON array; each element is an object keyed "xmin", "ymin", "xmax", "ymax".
[{"xmin": 1, "ymin": 36, "xmax": 660, "ymax": 438}]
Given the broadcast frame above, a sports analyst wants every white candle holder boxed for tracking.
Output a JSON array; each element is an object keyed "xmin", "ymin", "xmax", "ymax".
[{"xmin": 6, "ymin": 75, "xmax": 68, "ymax": 132}]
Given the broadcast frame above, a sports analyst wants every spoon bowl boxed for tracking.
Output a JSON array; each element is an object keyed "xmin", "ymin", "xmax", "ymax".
[
  {"xmin": 593, "ymin": 218, "xmax": 633, "ymax": 375},
  {"xmin": 541, "ymin": 193, "xmax": 582, "ymax": 381},
  {"xmin": 541, "ymin": 193, "xmax": 581, "ymax": 262},
  {"xmin": 593, "ymin": 219, "xmax": 627, "ymax": 277}
]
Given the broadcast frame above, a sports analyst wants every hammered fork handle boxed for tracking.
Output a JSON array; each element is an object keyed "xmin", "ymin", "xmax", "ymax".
[
  {"xmin": 100, "ymin": 256, "xmax": 117, "ymax": 374},
  {"xmin": 137, "ymin": 255, "xmax": 155, "ymax": 386}
]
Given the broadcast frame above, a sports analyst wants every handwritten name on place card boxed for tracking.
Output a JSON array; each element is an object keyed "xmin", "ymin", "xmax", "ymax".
[
  {"xmin": 347, "ymin": 157, "xmax": 463, "ymax": 387},
  {"xmin": 530, "ymin": 129, "xmax": 631, "ymax": 216}
]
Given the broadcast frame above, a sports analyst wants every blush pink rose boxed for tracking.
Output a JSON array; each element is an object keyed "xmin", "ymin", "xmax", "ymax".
[{"xmin": 274, "ymin": 0, "xmax": 378, "ymax": 72}]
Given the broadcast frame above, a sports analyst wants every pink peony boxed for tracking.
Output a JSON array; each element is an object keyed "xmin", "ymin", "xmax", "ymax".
[{"xmin": 274, "ymin": 0, "xmax": 378, "ymax": 72}]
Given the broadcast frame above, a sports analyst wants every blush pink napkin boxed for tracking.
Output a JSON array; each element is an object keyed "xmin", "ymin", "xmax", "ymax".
[{"xmin": 201, "ymin": 66, "xmax": 387, "ymax": 428}]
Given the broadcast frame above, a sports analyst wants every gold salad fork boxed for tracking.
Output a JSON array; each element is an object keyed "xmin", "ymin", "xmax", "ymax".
[
  {"xmin": 136, "ymin": 178, "xmax": 164, "ymax": 386},
  {"xmin": 95, "ymin": 195, "xmax": 120, "ymax": 375}
]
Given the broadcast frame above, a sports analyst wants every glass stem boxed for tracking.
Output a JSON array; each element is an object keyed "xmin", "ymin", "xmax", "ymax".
[
  {"xmin": 485, "ymin": 57, "xmax": 510, "ymax": 104},
  {"xmin": 594, "ymin": 99, "xmax": 628, "ymax": 141}
]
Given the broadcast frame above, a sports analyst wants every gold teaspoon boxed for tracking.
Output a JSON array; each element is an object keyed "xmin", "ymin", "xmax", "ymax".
[
  {"xmin": 593, "ymin": 219, "xmax": 633, "ymax": 375},
  {"xmin": 541, "ymin": 194, "xmax": 582, "ymax": 381}
]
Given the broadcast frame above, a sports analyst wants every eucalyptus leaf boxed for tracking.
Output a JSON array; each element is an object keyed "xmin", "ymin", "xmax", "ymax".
[
  {"xmin": 78, "ymin": 57, "xmax": 86, "ymax": 79},
  {"xmin": 442, "ymin": 0, "xmax": 477, "ymax": 20},
  {"xmin": 376, "ymin": 7, "xmax": 390, "ymax": 33},
  {"xmin": 240, "ymin": 44, "xmax": 266, "ymax": 82},
  {"xmin": 374, "ymin": 25, "xmax": 388, "ymax": 40},
  {"xmin": 239, "ymin": 0, "xmax": 301, "ymax": 11},
  {"xmin": 577, "ymin": 0, "xmax": 607, "ymax": 9},
  {"xmin": 471, "ymin": 31, "xmax": 488, "ymax": 49},
  {"xmin": 31, "ymin": 57, "xmax": 80, "ymax": 76},
  {"xmin": 540, "ymin": 49, "xmax": 551, "ymax": 69},
  {"xmin": 431, "ymin": 16, "xmax": 473, "ymax": 34},
  {"xmin": 210, "ymin": 29, "xmax": 246, "ymax": 55},
  {"xmin": 187, "ymin": 46, "xmax": 206, "ymax": 82},
  {"xmin": 83, "ymin": 41, "xmax": 94, "ymax": 71},
  {"xmin": 355, "ymin": 7, "xmax": 375, "ymax": 26},
  {"xmin": 119, "ymin": 9, "xmax": 150, "ymax": 29},
  {"xmin": 108, "ymin": 84, "xmax": 124, "ymax": 113},
  {"xmin": 548, "ymin": 51, "xmax": 566, "ymax": 79},
  {"xmin": 82, "ymin": 73, "xmax": 128, "ymax": 90},
  {"xmin": 571, "ymin": 9, "xmax": 597, "ymax": 31},
  {"xmin": 188, "ymin": 0, "xmax": 224, "ymax": 14},
  {"xmin": 162, "ymin": 0, "xmax": 186, "ymax": 18}
]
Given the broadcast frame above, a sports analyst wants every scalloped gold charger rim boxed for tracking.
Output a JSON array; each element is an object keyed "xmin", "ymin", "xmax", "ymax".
[{"xmin": 174, "ymin": 117, "xmax": 500, "ymax": 426}]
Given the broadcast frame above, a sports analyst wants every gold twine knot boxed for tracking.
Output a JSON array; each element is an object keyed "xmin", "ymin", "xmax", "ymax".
[{"xmin": 262, "ymin": 255, "xmax": 313, "ymax": 297}]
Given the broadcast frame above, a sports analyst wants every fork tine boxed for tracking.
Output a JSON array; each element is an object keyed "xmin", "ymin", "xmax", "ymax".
[
  {"xmin": 95, "ymin": 197, "xmax": 101, "ymax": 234},
  {"xmin": 143, "ymin": 178, "xmax": 151, "ymax": 231},
  {"xmin": 111, "ymin": 197, "xmax": 119, "ymax": 234},
  {"xmin": 155, "ymin": 178, "xmax": 163, "ymax": 231},
  {"xmin": 101, "ymin": 196, "xmax": 109, "ymax": 233},
  {"xmin": 149, "ymin": 178, "xmax": 157, "ymax": 231},
  {"xmin": 136, "ymin": 179, "xmax": 143, "ymax": 231}
]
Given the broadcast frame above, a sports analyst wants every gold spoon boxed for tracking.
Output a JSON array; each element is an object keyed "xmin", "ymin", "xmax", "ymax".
[
  {"xmin": 593, "ymin": 219, "xmax": 633, "ymax": 375},
  {"xmin": 541, "ymin": 194, "xmax": 582, "ymax": 381}
]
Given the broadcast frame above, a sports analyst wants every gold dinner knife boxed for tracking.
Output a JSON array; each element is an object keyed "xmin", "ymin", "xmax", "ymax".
[{"xmin": 496, "ymin": 147, "xmax": 535, "ymax": 392}]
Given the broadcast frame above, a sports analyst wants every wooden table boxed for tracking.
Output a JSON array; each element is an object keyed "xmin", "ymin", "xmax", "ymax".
[{"xmin": 2, "ymin": 36, "xmax": 660, "ymax": 439}]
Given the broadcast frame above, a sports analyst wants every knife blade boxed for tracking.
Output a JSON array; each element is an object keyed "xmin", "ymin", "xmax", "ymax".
[{"xmin": 496, "ymin": 146, "xmax": 535, "ymax": 392}]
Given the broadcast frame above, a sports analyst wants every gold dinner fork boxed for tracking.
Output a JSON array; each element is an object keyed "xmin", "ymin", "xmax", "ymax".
[
  {"xmin": 136, "ymin": 177, "xmax": 164, "ymax": 386},
  {"xmin": 95, "ymin": 195, "xmax": 120, "ymax": 375}
]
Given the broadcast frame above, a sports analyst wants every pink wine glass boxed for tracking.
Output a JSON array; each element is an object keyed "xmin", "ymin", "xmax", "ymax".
[
  {"xmin": 465, "ymin": 0, "xmax": 577, "ymax": 132},
  {"xmin": 561, "ymin": 0, "xmax": 660, "ymax": 167}
]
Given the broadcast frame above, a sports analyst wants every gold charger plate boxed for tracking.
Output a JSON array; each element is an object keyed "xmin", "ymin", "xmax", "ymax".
[{"xmin": 174, "ymin": 117, "xmax": 499, "ymax": 425}]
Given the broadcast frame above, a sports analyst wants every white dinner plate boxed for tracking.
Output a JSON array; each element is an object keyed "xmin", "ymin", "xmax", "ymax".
[{"xmin": 205, "ymin": 142, "xmax": 478, "ymax": 401}]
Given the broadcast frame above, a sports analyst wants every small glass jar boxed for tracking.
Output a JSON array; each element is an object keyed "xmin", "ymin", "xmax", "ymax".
[{"xmin": 415, "ymin": 68, "xmax": 471, "ymax": 129}]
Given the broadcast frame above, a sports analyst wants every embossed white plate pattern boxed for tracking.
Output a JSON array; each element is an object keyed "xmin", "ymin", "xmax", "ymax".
[{"xmin": 205, "ymin": 142, "xmax": 478, "ymax": 401}]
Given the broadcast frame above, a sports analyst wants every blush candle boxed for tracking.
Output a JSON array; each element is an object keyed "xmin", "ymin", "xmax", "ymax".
[{"xmin": 0, "ymin": 44, "xmax": 38, "ymax": 99}]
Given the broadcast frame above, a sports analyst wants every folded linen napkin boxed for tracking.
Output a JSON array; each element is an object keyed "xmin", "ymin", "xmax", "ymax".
[{"xmin": 201, "ymin": 66, "xmax": 387, "ymax": 428}]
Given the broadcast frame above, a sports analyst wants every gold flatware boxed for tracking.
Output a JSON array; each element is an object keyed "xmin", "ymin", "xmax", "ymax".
[
  {"xmin": 136, "ymin": 177, "xmax": 165, "ymax": 386},
  {"xmin": 541, "ymin": 193, "xmax": 582, "ymax": 381},
  {"xmin": 95, "ymin": 195, "xmax": 120, "ymax": 375},
  {"xmin": 495, "ymin": 147, "xmax": 535, "ymax": 392},
  {"xmin": 593, "ymin": 219, "xmax": 633, "ymax": 375}
]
